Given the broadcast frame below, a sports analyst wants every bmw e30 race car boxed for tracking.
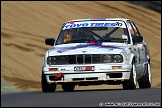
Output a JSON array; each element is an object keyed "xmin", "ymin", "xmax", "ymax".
[{"xmin": 41, "ymin": 18, "xmax": 152, "ymax": 92}]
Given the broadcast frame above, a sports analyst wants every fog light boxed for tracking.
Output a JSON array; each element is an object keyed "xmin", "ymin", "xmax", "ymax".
[
  {"xmin": 112, "ymin": 66, "xmax": 121, "ymax": 70},
  {"xmin": 49, "ymin": 68, "xmax": 58, "ymax": 71}
]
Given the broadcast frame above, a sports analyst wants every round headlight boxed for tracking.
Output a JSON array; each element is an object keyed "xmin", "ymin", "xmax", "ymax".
[
  {"xmin": 113, "ymin": 55, "xmax": 123, "ymax": 63},
  {"xmin": 101, "ymin": 55, "xmax": 112, "ymax": 63},
  {"xmin": 47, "ymin": 56, "xmax": 57, "ymax": 65}
]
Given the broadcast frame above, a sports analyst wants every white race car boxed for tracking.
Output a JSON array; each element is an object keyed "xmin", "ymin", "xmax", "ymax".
[{"xmin": 42, "ymin": 18, "xmax": 152, "ymax": 92}]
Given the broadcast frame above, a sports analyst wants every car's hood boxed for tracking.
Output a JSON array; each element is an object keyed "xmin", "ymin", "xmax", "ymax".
[{"xmin": 48, "ymin": 42, "xmax": 131, "ymax": 56}]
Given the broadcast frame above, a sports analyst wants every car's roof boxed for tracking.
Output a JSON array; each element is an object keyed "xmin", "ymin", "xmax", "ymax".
[{"xmin": 66, "ymin": 18, "xmax": 130, "ymax": 22}]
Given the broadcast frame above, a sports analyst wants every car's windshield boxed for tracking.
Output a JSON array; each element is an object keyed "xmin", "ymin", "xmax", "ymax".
[{"xmin": 55, "ymin": 21, "xmax": 129, "ymax": 45}]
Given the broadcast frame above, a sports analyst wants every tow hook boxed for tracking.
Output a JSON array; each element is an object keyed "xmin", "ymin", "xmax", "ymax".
[{"xmin": 55, "ymin": 72, "xmax": 63, "ymax": 80}]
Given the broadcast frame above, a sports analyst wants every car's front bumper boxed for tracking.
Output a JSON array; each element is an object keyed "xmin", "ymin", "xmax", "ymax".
[{"xmin": 43, "ymin": 64, "xmax": 132, "ymax": 84}]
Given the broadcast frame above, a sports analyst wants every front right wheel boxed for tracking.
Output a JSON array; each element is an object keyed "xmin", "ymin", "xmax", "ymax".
[{"xmin": 41, "ymin": 70, "xmax": 56, "ymax": 92}]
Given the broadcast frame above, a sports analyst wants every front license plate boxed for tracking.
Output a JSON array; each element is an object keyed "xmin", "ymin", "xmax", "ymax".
[{"xmin": 74, "ymin": 66, "xmax": 95, "ymax": 71}]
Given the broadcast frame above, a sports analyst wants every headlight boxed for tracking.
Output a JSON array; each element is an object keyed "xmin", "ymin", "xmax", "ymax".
[
  {"xmin": 113, "ymin": 54, "xmax": 123, "ymax": 63},
  {"xmin": 101, "ymin": 55, "xmax": 112, "ymax": 63},
  {"xmin": 47, "ymin": 56, "xmax": 69, "ymax": 65},
  {"xmin": 101, "ymin": 54, "xmax": 123, "ymax": 63},
  {"xmin": 47, "ymin": 56, "xmax": 57, "ymax": 65}
]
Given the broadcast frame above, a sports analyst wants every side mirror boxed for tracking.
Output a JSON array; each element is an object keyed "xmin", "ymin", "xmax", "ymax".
[
  {"xmin": 45, "ymin": 38, "xmax": 55, "ymax": 46},
  {"xmin": 133, "ymin": 35, "xmax": 143, "ymax": 43}
]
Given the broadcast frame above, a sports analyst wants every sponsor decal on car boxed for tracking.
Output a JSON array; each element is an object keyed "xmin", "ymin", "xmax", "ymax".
[{"xmin": 63, "ymin": 21, "xmax": 126, "ymax": 30}]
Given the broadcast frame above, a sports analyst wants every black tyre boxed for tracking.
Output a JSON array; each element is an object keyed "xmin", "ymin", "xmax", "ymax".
[
  {"xmin": 41, "ymin": 71, "xmax": 56, "ymax": 92},
  {"xmin": 138, "ymin": 63, "xmax": 151, "ymax": 88},
  {"xmin": 123, "ymin": 62, "xmax": 137, "ymax": 90},
  {"xmin": 62, "ymin": 83, "xmax": 75, "ymax": 92}
]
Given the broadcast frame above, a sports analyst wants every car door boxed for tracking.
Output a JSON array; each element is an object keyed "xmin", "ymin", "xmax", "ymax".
[
  {"xmin": 131, "ymin": 22, "xmax": 145, "ymax": 62},
  {"xmin": 127, "ymin": 21, "xmax": 144, "ymax": 76},
  {"xmin": 130, "ymin": 21, "xmax": 145, "ymax": 76}
]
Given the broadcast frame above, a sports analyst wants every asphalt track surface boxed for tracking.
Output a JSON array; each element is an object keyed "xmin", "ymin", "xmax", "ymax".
[{"xmin": 1, "ymin": 88, "xmax": 161, "ymax": 107}]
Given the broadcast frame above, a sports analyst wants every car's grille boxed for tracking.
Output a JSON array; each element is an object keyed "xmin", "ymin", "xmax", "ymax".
[
  {"xmin": 47, "ymin": 54, "xmax": 123, "ymax": 65},
  {"xmin": 68, "ymin": 54, "xmax": 100, "ymax": 64}
]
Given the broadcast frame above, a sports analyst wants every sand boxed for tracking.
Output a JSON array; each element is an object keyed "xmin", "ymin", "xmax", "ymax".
[{"xmin": 1, "ymin": 1, "xmax": 161, "ymax": 92}]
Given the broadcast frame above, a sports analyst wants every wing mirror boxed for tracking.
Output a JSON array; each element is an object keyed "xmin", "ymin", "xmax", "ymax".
[
  {"xmin": 45, "ymin": 38, "xmax": 55, "ymax": 46},
  {"xmin": 133, "ymin": 35, "xmax": 143, "ymax": 43}
]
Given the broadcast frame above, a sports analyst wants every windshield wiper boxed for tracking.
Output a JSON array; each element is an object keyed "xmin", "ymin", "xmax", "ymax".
[
  {"xmin": 96, "ymin": 37, "xmax": 127, "ymax": 42},
  {"xmin": 64, "ymin": 38, "xmax": 93, "ymax": 44}
]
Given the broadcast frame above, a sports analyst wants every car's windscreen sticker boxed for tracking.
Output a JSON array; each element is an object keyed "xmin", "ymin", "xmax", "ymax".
[
  {"xmin": 57, "ymin": 42, "xmax": 123, "ymax": 53},
  {"xmin": 63, "ymin": 21, "xmax": 126, "ymax": 30}
]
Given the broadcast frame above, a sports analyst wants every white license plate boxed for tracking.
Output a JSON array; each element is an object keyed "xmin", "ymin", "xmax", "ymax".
[{"xmin": 74, "ymin": 66, "xmax": 95, "ymax": 71}]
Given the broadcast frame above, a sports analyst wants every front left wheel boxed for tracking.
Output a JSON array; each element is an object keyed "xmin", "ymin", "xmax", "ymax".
[
  {"xmin": 122, "ymin": 62, "xmax": 137, "ymax": 90},
  {"xmin": 138, "ymin": 63, "xmax": 151, "ymax": 88}
]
